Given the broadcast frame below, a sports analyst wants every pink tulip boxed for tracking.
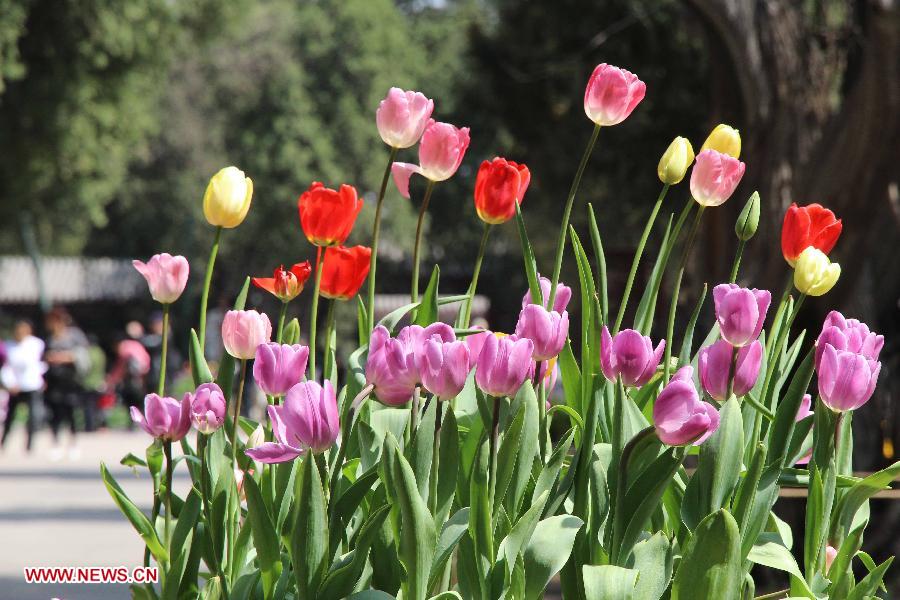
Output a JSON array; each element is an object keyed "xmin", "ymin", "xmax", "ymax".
[
  {"xmin": 189, "ymin": 383, "xmax": 227, "ymax": 434},
  {"xmin": 540, "ymin": 360, "xmax": 559, "ymax": 397},
  {"xmin": 222, "ymin": 310, "xmax": 271, "ymax": 360},
  {"xmin": 133, "ymin": 253, "xmax": 189, "ymax": 304},
  {"xmin": 464, "ymin": 329, "xmax": 491, "ymax": 364},
  {"xmin": 391, "ymin": 120, "xmax": 470, "ymax": 198},
  {"xmin": 815, "ymin": 311, "xmax": 883, "ymax": 371},
  {"xmin": 522, "ymin": 276, "xmax": 573, "ymax": 313},
  {"xmin": 825, "ymin": 545, "xmax": 838, "ymax": 572},
  {"xmin": 245, "ymin": 380, "xmax": 339, "ymax": 462},
  {"xmin": 818, "ymin": 344, "xmax": 881, "ymax": 412},
  {"xmin": 713, "ymin": 284, "xmax": 770, "ymax": 347},
  {"xmin": 698, "ymin": 340, "xmax": 763, "ymax": 401},
  {"xmin": 253, "ymin": 342, "xmax": 309, "ymax": 396},
  {"xmin": 689, "ymin": 149, "xmax": 746, "ymax": 207},
  {"xmin": 600, "ymin": 326, "xmax": 665, "ymax": 388},
  {"xmin": 796, "ymin": 394, "xmax": 813, "ymax": 422},
  {"xmin": 583, "ymin": 63, "xmax": 646, "ymax": 126},
  {"xmin": 366, "ymin": 323, "xmax": 455, "ymax": 406},
  {"xmin": 376, "ymin": 87, "xmax": 434, "ymax": 149},
  {"xmin": 515, "ymin": 304, "xmax": 569, "ymax": 361},
  {"xmin": 475, "ymin": 333, "xmax": 534, "ymax": 398},
  {"xmin": 131, "ymin": 393, "xmax": 191, "ymax": 441},
  {"xmin": 416, "ymin": 335, "xmax": 471, "ymax": 400},
  {"xmin": 653, "ymin": 366, "xmax": 720, "ymax": 446}
]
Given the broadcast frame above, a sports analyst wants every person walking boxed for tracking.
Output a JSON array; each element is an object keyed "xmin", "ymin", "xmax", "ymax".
[
  {"xmin": 0, "ymin": 319, "xmax": 46, "ymax": 453},
  {"xmin": 106, "ymin": 322, "xmax": 150, "ymax": 429},
  {"xmin": 43, "ymin": 307, "xmax": 90, "ymax": 459}
]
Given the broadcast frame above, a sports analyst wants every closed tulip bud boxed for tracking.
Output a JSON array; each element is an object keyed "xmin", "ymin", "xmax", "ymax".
[
  {"xmin": 514, "ymin": 304, "xmax": 569, "ymax": 361},
  {"xmin": 793, "ymin": 247, "xmax": 840, "ymax": 296},
  {"xmin": 391, "ymin": 120, "xmax": 470, "ymax": 198},
  {"xmin": 282, "ymin": 318, "xmax": 301, "ymax": 345},
  {"xmin": 189, "ymin": 383, "xmax": 227, "ymax": 434},
  {"xmin": 735, "ymin": 191, "xmax": 760, "ymax": 241},
  {"xmin": 132, "ymin": 253, "xmax": 190, "ymax": 305},
  {"xmin": 815, "ymin": 311, "xmax": 883, "ymax": 372},
  {"xmin": 818, "ymin": 344, "xmax": 881, "ymax": 412},
  {"xmin": 796, "ymin": 394, "xmax": 813, "ymax": 422},
  {"xmin": 781, "ymin": 203, "xmax": 842, "ymax": 266},
  {"xmin": 600, "ymin": 326, "xmax": 665, "ymax": 388},
  {"xmin": 131, "ymin": 393, "xmax": 192, "ymax": 441},
  {"xmin": 222, "ymin": 310, "xmax": 272, "ymax": 360},
  {"xmin": 825, "ymin": 546, "xmax": 838, "ymax": 573},
  {"xmin": 376, "ymin": 87, "xmax": 434, "ymax": 149},
  {"xmin": 474, "ymin": 333, "xmax": 534, "ymax": 398},
  {"xmin": 700, "ymin": 124, "xmax": 741, "ymax": 159},
  {"xmin": 713, "ymin": 283, "xmax": 771, "ymax": 347},
  {"xmin": 690, "ymin": 150, "xmax": 746, "ymax": 207},
  {"xmin": 298, "ymin": 182, "xmax": 363, "ymax": 247},
  {"xmin": 203, "ymin": 166, "xmax": 253, "ymax": 228},
  {"xmin": 653, "ymin": 366, "xmax": 720, "ymax": 446},
  {"xmin": 319, "ymin": 245, "xmax": 372, "ymax": 301},
  {"xmin": 253, "ymin": 342, "xmax": 309, "ymax": 397},
  {"xmin": 657, "ymin": 137, "xmax": 695, "ymax": 185},
  {"xmin": 583, "ymin": 63, "xmax": 646, "ymax": 126},
  {"xmin": 252, "ymin": 262, "xmax": 312, "ymax": 303},
  {"xmin": 474, "ymin": 157, "xmax": 531, "ymax": 225},
  {"xmin": 416, "ymin": 335, "xmax": 471, "ymax": 400},
  {"xmin": 698, "ymin": 340, "xmax": 763, "ymax": 401}
]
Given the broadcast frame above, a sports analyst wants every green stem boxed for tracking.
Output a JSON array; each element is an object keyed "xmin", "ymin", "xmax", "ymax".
[
  {"xmin": 230, "ymin": 360, "xmax": 248, "ymax": 467},
  {"xmin": 429, "ymin": 401, "xmax": 442, "ymax": 515},
  {"xmin": 537, "ymin": 362, "xmax": 548, "ymax": 464},
  {"xmin": 367, "ymin": 146, "xmax": 399, "ymax": 334},
  {"xmin": 461, "ymin": 222, "xmax": 492, "ymax": 327},
  {"xmin": 488, "ymin": 395, "xmax": 502, "ymax": 508},
  {"xmin": 663, "ymin": 206, "xmax": 705, "ymax": 382},
  {"xmin": 158, "ymin": 304, "xmax": 170, "ymax": 395},
  {"xmin": 613, "ymin": 183, "xmax": 670, "ymax": 333},
  {"xmin": 199, "ymin": 226, "xmax": 222, "ymax": 353},
  {"xmin": 308, "ymin": 248, "xmax": 324, "ymax": 379},
  {"xmin": 411, "ymin": 180, "xmax": 436, "ymax": 307},
  {"xmin": 754, "ymin": 589, "xmax": 790, "ymax": 600},
  {"xmin": 163, "ymin": 440, "xmax": 173, "ymax": 556},
  {"xmin": 198, "ymin": 434, "xmax": 223, "ymax": 583},
  {"xmin": 548, "ymin": 125, "xmax": 601, "ymax": 309},
  {"xmin": 611, "ymin": 425, "xmax": 656, "ymax": 564},
  {"xmin": 725, "ymin": 345, "xmax": 739, "ymax": 400},
  {"xmin": 275, "ymin": 301, "xmax": 288, "ymax": 344},
  {"xmin": 322, "ymin": 299, "xmax": 336, "ymax": 380},
  {"xmin": 729, "ymin": 239, "xmax": 746, "ymax": 283}
]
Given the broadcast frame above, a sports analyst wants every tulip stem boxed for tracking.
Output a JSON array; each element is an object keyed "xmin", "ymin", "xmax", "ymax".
[
  {"xmin": 548, "ymin": 124, "xmax": 601, "ymax": 310},
  {"xmin": 276, "ymin": 302, "xmax": 288, "ymax": 344},
  {"xmin": 411, "ymin": 180, "xmax": 436, "ymax": 311},
  {"xmin": 308, "ymin": 248, "xmax": 324, "ymax": 380},
  {"xmin": 729, "ymin": 239, "xmax": 746, "ymax": 283},
  {"xmin": 231, "ymin": 359, "xmax": 248, "ymax": 467},
  {"xmin": 613, "ymin": 183, "xmax": 670, "ymax": 334},
  {"xmin": 611, "ymin": 425, "xmax": 656, "ymax": 565},
  {"xmin": 536, "ymin": 361, "xmax": 548, "ymax": 464},
  {"xmin": 726, "ymin": 345, "xmax": 739, "ymax": 400},
  {"xmin": 488, "ymin": 395, "xmax": 502, "ymax": 508},
  {"xmin": 429, "ymin": 400, "xmax": 443, "ymax": 515},
  {"xmin": 199, "ymin": 226, "xmax": 222, "ymax": 354},
  {"xmin": 158, "ymin": 304, "xmax": 170, "ymax": 395},
  {"xmin": 663, "ymin": 206, "xmax": 705, "ymax": 382},
  {"xmin": 163, "ymin": 440, "xmax": 174, "ymax": 556},
  {"xmin": 323, "ymin": 300, "xmax": 336, "ymax": 381},
  {"xmin": 367, "ymin": 146, "xmax": 399, "ymax": 335},
  {"xmin": 197, "ymin": 434, "xmax": 224, "ymax": 584},
  {"xmin": 461, "ymin": 222, "xmax": 492, "ymax": 328}
]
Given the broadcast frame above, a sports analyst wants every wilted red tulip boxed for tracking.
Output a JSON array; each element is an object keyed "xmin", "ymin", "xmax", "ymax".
[
  {"xmin": 298, "ymin": 182, "xmax": 363, "ymax": 247},
  {"xmin": 252, "ymin": 262, "xmax": 312, "ymax": 302},
  {"xmin": 780, "ymin": 203, "xmax": 842, "ymax": 265},
  {"xmin": 320, "ymin": 245, "xmax": 372, "ymax": 301},
  {"xmin": 473, "ymin": 158, "xmax": 531, "ymax": 225}
]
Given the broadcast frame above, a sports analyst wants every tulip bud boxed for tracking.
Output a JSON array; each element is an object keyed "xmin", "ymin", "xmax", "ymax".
[
  {"xmin": 189, "ymin": 383, "xmax": 227, "ymax": 434},
  {"xmin": 735, "ymin": 191, "xmax": 760, "ymax": 241},
  {"xmin": 793, "ymin": 247, "xmax": 840, "ymax": 296},
  {"xmin": 203, "ymin": 166, "xmax": 253, "ymax": 228},
  {"xmin": 132, "ymin": 253, "xmax": 190, "ymax": 305},
  {"xmin": 282, "ymin": 318, "xmax": 301, "ymax": 345},
  {"xmin": 657, "ymin": 137, "xmax": 695, "ymax": 185},
  {"xmin": 700, "ymin": 124, "xmax": 741, "ymax": 159},
  {"xmin": 222, "ymin": 310, "xmax": 272, "ymax": 360}
]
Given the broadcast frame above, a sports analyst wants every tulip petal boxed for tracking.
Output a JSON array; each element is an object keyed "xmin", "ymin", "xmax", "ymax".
[
  {"xmin": 245, "ymin": 442, "xmax": 304, "ymax": 464},
  {"xmin": 391, "ymin": 162, "xmax": 421, "ymax": 199}
]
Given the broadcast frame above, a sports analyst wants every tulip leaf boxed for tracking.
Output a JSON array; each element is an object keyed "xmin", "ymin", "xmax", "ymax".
[
  {"xmin": 631, "ymin": 532, "xmax": 674, "ymax": 600},
  {"xmin": 827, "ymin": 524, "xmax": 864, "ymax": 597},
  {"xmin": 532, "ymin": 427, "xmax": 574, "ymax": 514},
  {"xmin": 831, "ymin": 460, "xmax": 900, "ymax": 540},
  {"xmin": 497, "ymin": 490, "xmax": 550, "ymax": 579},
  {"xmin": 570, "ymin": 226, "xmax": 599, "ymax": 366},
  {"xmin": 522, "ymin": 514, "xmax": 584, "ymax": 600},
  {"xmin": 120, "ymin": 452, "xmax": 147, "ymax": 468},
  {"xmin": 733, "ymin": 443, "xmax": 766, "ymax": 541},
  {"xmin": 357, "ymin": 295, "xmax": 369, "ymax": 346},
  {"xmin": 243, "ymin": 475, "xmax": 282, "ymax": 599},
  {"xmin": 582, "ymin": 564, "xmax": 639, "ymax": 600},
  {"xmin": 678, "ymin": 283, "xmax": 707, "ymax": 368},
  {"xmin": 435, "ymin": 406, "xmax": 460, "ymax": 526},
  {"xmin": 292, "ymin": 453, "xmax": 329, "ymax": 599},
  {"xmin": 587, "ymin": 203, "xmax": 608, "ymax": 325},
  {"xmin": 494, "ymin": 402, "xmax": 525, "ymax": 516},
  {"xmin": 407, "ymin": 395, "xmax": 437, "ymax": 501},
  {"xmin": 347, "ymin": 592, "xmax": 397, "ymax": 600},
  {"xmin": 317, "ymin": 504, "xmax": 391, "ymax": 600},
  {"xmin": 189, "ymin": 328, "xmax": 214, "ymax": 386},
  {"xmin": 748, "ymin": 540, "xmax": 805, "ymax": 580},
  {"xmin": 282, "ymin": 317, "xmax": 301, "ymax": 346},
  {"xmin": 330, "ymin": 465, "xmax": 380, "ymax": 543},
  {"xmin": 671, "ymin": 509, "xmax": 742, "ymax": 600},
  {"xmin": 505, "ymin": 385, "xmax": 539, "ymax": 519},
  {"xmin": 428, "ymin": 507, "xmax": 470, "ymax": 591},
  {"xmin": 514, "ymin": 202, "xmax": 543, "ymax": 308},
  {"xmin": 846, "ymin": 556, "xmax": 894, "ymax": 600},
  {"xmin": 469, "ymin": 437, "xmax": 493, "ymax": 591},
  {"xmin": 100, "ymin": 462, "xmax": 168, "ymax": 564},
  {"xmin": 632, "ymin": 213, "xmax": 674, "ymax": 334},
  {"xmin": 414, "ymin": 265, "xmax": 440, "ymax": 326},
  {"xmin": 378, "ymin": 294, "xmax": 468, "ymax": 333}
]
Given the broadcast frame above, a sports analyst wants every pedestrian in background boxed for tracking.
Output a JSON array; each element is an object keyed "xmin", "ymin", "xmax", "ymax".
[
  {"xmin": 1, "ymin": 319, "xmax": 46, "ymax": 453},
  {"xmin": 43, "ymin": 307, "xmax": 90, "ymax": 460},
  {"xmin": 106, "ymin": 321, "xmax": 150, "ymax": 429}
]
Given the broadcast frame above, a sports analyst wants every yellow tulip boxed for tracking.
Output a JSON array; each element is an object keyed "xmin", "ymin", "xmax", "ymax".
[
  {"xmin": 700, "ymin": 124, "xmax": 741, "ymax": 159},
  {"xmin": 657, "ymin": 136, "xmax": 695, "ymax": 185},
  {"xmin": 203, "ymin": 166, "xmax": 253, "ymax": 228},
  {"xmin": 793, "ymin": 247, "xmax": 840, "ymax": 296}
]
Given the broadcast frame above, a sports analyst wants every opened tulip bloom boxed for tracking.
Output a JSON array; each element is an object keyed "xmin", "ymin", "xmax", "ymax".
[
  {"xmin": 254, "ymin": 343, "xmax": 309, "ymax": 397},
  {"xmin": 366, "ymin": 323, "xmax": 454, "ymax": 405},
  {"xmin": 794, "ymin": 247, "xmax": 840, "ymax": 296},
  {"xmin": 689, "ymin": 149, "xmax": 746, "ymax": 207},
  {"xmin": 815, "ymin": 311, "xmax": 883, "ymax": 371},
  {"xmin": 391, "ymin": 120, "xmax": 470, "ymax": 198},
  {"xmin": 203, "ymin": 166, "xmax": 253, "ymax": 228},
  {"xmin": 781, "ymin": 203, "xmax": 842, "ymax": 265},
  {"xmin": 222, "ymin": 310, "xmax": 272, "ymax": 360},
  {"xmin": 417, "ymin": 335, "xmax": 471, "ymax": 400},
  {"xmin": 713, "ymin": 283, "xmax": 770, "ymax": 347},
  {"xmin": 700, "ymin": 124, "xmax": 741, "ymax": 159},
  {"xmin": 189, "ymin": 383, "xmax": 227, "ymax": 434},
  {"xmin": 131, "ymin": 393, "xmax": 191, "ymax": 441},
  {"xmin": 515, "ymin": 304, "xmax": 569, "ymax": 361},
  {"xmin": 319, "ymin": 245, "xmax": 371, "ymax": 301},
  {"xmin": 133, "ymin": 253, "xmax": 189, "ymax": 305},
  {"xmin": 653, "ymin": 366, "xmax": 720, "ymax": 446},
  {"xmin": 583, "ymin": 63, "xmax": 646, "ymax": 126},
  {"xmin": 600, "ymin": 326, "xmax": 665, "ymax": 387},
  {"xmin": 298, "ymin": 182, "xmax": 363, "ymax": 247},
  {"xmin": 376, "ymin": 87, "xmax": 434, "ymax": 149},
  {"xmin": 818, "ymin": 343, "xmax": 881, "ymax": 412},
  {"xmin": 252, "ymin": 262, "xmax": 312, "ymax": 302},
  {"xmin": 698, "ymin": 340, "xmax": 763, "ymax": 401},
  {"xmin": 657, "ymin": 136, "xmax": 695, "ymax": 185},
  {"xmin": 475, "ymin": 333, "xmax": 534, "ymax": 398},
  {"xmin": 245, "ymin": 380, "xmax": 339, "ymax": 462},
  {"xmin": 474, "ymin": 157, "xmax": 531, "ymax": 224},
  {"xmin": 522, "ymin": 276, "xmax": 573, "ymax": 313}
]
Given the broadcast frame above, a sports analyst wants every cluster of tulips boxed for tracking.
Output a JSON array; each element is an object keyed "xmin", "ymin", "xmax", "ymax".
[{"xmin": 108, "ymin": 61, "xmax": 893, "ymax": 600}]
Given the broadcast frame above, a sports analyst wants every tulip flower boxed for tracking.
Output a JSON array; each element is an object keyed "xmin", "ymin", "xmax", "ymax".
[
  {"xmin": 319, "ymin": 245, "xmax": 372, "ymax": 301},
  {"xmin": 366, "ymin": 323, "xmax": 454, "ymax": 405},
  {"xmin": 815, "ymin": 311, "xmax": 883, "ymax": 371},
  {"xmin": 735, "ymin": 191, "xmax": 760, "ymax": 241},
  {"xmin": 793, "ymin": 247, "xmax": 840, "ymax": 296},
  {"xmin": 583, "ymin": 63, "xmax": 646, "ymax": 126},
  {"xmin": 376, "ymin": 87, "xmax": 434, "ymax": 149},
  {"xmin": 522, "ymin": 276, "xmax": 573, "ymax": 313},
  {"xmin": 253, "ymin": 343, "xmax": 309, "ymax": 397},
  {"xmin": 514, "ymin": 304, "xmax": 569, "ymax": 361},
  {"xmin": 297, "ymin": 182, "xmax": 363, "ymax": 248},
  {"xmin": 391, "ymin": 120, "xmax": 470, "ymax": 198},
  {"xmin": 474, "ymin": 333, "xmax": 535, "ymax": 398},
  {"xmin": 252, "ymin": 262, "xmax": 312, "ymax": 303},
  {"xmin": 222, "ymin": 310, "xmax": 272, "ymax": 360},
  {"xmin": 131, "ymin": 393, "xmax": 192, "ymax": 441},
  {"xmin": 698, "ymin": 340, "xmax": 763, "ymax": 401},
  {"xmin": 189, "ymin": 383, "xmax": 227, "ymax": 434},
  {"xmin": 653, "ymin": 366, "xmax": 720, "ymax": 446},
  {"xmin": 689, "ymin": 149, "xmax": 746, "ymax": 207},
  {"xmin": 825, "ymin": 546, "xmax": 838, "ymax": 573},
  {"xmin": 245, "ymin": 380, "xmax": 340, "ymax": 462},
  {"xmin": 781, "ymin": 203, "xmax": 842, "ymax": 265},
  {"xmin": 713, "ymin": 283, "xmax": 771, "ymax": 347},
  {"xmin": 203, "ymin": 166, "xmax": 253, "ymax": 228},
  {"xmin": 657, "ymin": 136, "xmax": 695, "ymax": 185},
  {"xmin": 133, "ymin": 253, "xmax": 189, "ymax": 305},
  {"xmin": 700, "ymin": 124, "xmax": 741, "ymax": 159},
  {"xmin": 417, "ymin": 335, "xmax": 471, "ymax": 400},
  {"xmin": 473, "ymin": 157, "xmax": 531, "ymax": 224},
  {"xmin": 600, "ymin": 326, "xmax": 665, "ymax": 388},
  {"xmin": 818, "ymin": 344, "xmax": 881, "ymax": 413},
  {"xmin": 796, "ymin": 394, "xmax": 814, "ymax": 421}
]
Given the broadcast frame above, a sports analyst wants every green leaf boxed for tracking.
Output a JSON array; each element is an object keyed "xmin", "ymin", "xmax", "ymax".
[
  {"xmin": 506, "ymin": 385, "xmax": 539, "ymax": 519},
  {"xmin": 495, "ymin": 402, "xmax": 525, "ymax": 515},
  {"xmin": 407, "ymin": 395, "xmax": 437, "ymax": 501},
  {"xmin": 120, "ymin": 452, "xmax": 146, "ymax": 468},
  {"xmin": 587, "ymin": 203, "xmax": 608, "ymax": 325},
  {"xmin": 318, "ymin": 504, "xmax": 390, "ymax": 600},
  {"xmin": 414, "ymin": 265, "xmax": 440, "ymax": 326},
  {"xmin": 633, "ymin": 214, "xmax": 674, "ymax": 334},
  {"xmin": 678, "ymin": 284, "xmax": 707, "ymax": 368},
  {"xmin": 357, "ymin": 295, "xmax": 369, "ymax": 346},
  {"xmin": 733, "ymin": 443, "xmax": 766, "ymax": 544},
  {"xmin": 497, "ymin": 490, "xmax": 550, "ymax": 578},
  {"xmin": 292, "ymin": 454, "xmax": 329, "ymax": 599},
  {"xmin": 766, "ymin": 348, "xmax": 815, "ymax": 470},
  {"xmin": 631, "ymin": 532, "xmax": 673, "ymax": 600},
  {"xmin": 435, "ymin": 406, "xmax": 460, "ymax": 525},
  {"xmin": 348, "ymin": 592, "xmax": 396, "ymax": 600},
  {"xmin": 189, "ymin": 328, "xmax": 214, "ymax": 386},
  {"xmin": 100, "ymin": 463, "xmax": 168, "ymax": 563},
  {"xmin": 243, "ymin": 475, "xmax": 282, "ymax": 599},
  {"xmin": 469, "ymin": 437, "xmax": 493, "ymax": 585},
  {"xmin": 532, "ymin": 428, "xmax": 575, "ymax": 512},
  {"xmin": 523, "ymin": 515, "xmax": 584, "ymax": 600},
  {"xmin": 831, "ymin": 460, "xmax": 900, "ymax": 539},
  {"xmin": 827, "ymin": 524, "xmax": 864, "ymax": 597},
  {"xmin": 428, "ymin": 507, "xmax": 470, "ymax": 591},
  {"xmin": 514, "ymin": 202, "xmax": 543, "ymax": 307},
  {"xmin": 748, "ymin": 540, "xmax": 805, "ymax": 580},
  {"xmin": 846, "ymin": 557, "xmax": 893, "ymax": 600},
  {"xmin": 583, "ymin": 564, "xmax": 638, "ymax": 600},
  {"xmin": 671, "ymin": 510, "xmax": 742, "ymax": 600}
]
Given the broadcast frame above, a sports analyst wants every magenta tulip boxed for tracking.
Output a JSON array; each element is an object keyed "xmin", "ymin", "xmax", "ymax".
[
  {"xmin": 818, "ymin": 344, "xmax": 881, "ymax": 413},
  {"xmin": 475, "ymin": 333, "xmax": 534, "ymax": 398},
  {"xmin": 133, "ymin": 253, "xmax": 189, "ymax": 304},
  {"xmin": 253, "ymin": 342, "xmax": 309, "ymax": 396},
  {"xmin": 600, "ymin": 326, "xmax": 665, "ymax": 387},
  {"xmin": 222, "ymin": 310, "xmax": 272, "ymax": 360},
  {"xmin": 583, "ymin": 63, "xmax": 646, "ymax": 126},
  {"xmin": 366, "ymin": 323, "xmax": 455, "ymax": 406},
  {"xmin": 713, "ymin": 284, "xmax": 770, "ymax": 347},
  {"xmin": 189, "ymin": 383, "xmax": 227, "ymax": 434},
  {"xmin": 698, "ymin": 340, "xmax": 763, "ymax": 401},
  {"xmin": 131, "ymin": 393, "xmax": 191, "ymax": 441},
  {"xmin": 515, "ymin": 304, "xmax": 569, "ymax": 361},
  {"xmin": 815, "ymin": 311, "xmax": 884, "ymax": 371},
  {"xmin": 417, "ymin": 335, "xmax": 471, "ymax": 400},
  {"xmin": 689, "ymin": 149, "xmax": 746, "ymax": 207},
  {"xmin": 653, "ymin": 366, "xmax": 720, "ymax": 446},
  {"xmin": 796, "ymin": 394, "xmax": 813, "ymax": 422},
  {"xmin": 522, "ymin": 276, "xmax": 573, "ymax": 313},
  {"xmin": 376, "ymin": 87, "xmax": 434, "ymax": 149},
  {"xmin": 391, "ymin": 120, "xmax": 470, "ymax": 198}
]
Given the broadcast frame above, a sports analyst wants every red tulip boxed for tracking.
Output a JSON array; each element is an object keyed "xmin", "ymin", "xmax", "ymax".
[
  {"xmin": 298, "ymin": 182, "xmax": 363, "ymax": 247},
  {"xmin": 320, "ymin": 245, "xmax": 372, "ymax": 301},
  {"xmin": 473, "ymin": 158, "xmax": 531, "ymax": 225},
  {"xmin": 252, "ymin": 262, "xmax": 312, "ymax": 302},
  {"xmin": 780, "ymin": 203, "xmax": 842, "ymax": 265}
]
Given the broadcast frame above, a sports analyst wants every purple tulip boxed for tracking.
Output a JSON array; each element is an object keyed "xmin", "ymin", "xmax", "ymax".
[
  {"xmin": 365, "ymin": 323, "xmax": 454, "ymax": 406},
  {"xmin": 600, "ymin": 326, "xmax": 665, "ymax": 388},
  {"xmin": 464, "ymin": 329, "xmax": 491, "ymax": 363},
  {"xmin": 818, "ymin": 344, "xmax": 881, "ymax": 413},
  {"xmin": 245, "ymin": 380, "xmax": 339, "ymax": 462},
  {"xmin": 514, "ymin": 304, "xmax": 569, "ymax": 361},
  {"xmin": 713, "ymin": 284, "xmax": 770, "ymax": 347},
  {"xmin": 417, "ymin": 334, "xmax": 471, "ymax": 400},
  {"xmin": 189, "ymin": 383, "xmax": 227, "ymax": 434},
  {"xmin": 475, "ymin": 333, "xmax": 534, "ymax": 398},
  {"xmin": 653, "ymin": 366, "xmax": 720, "ymax": 446},
  {"xmin": 253, "ymin": 342, "xmax": 309, "ymax": 396},
  {"xmin": 131, "ymin": 393, "xmax": 192, "ymax": 441},
  {"xmin": 698, "ymin": 340, "xmax": 763, "ymax": 401},
  {"xmin": 815, "ymin": 311, "xmax": 883, "ymax": 371},
  {"xmin": 521, "ymin": 276, "xmax": 573, "ymax": 313}
]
